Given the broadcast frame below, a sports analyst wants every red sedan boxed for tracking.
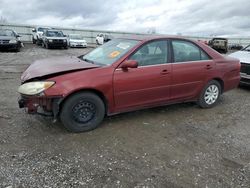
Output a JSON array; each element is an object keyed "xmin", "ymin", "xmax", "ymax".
[{"xmin": 18, "ymin": 36, "xmax": 240, "ymax": 132}]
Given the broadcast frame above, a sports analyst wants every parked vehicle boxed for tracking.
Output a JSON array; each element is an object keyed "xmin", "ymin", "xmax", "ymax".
[
  {"xmin": 18, "ymin": 36, "xmax": 240, "ymax": 132},
  {"xmin": 208, "ymin": 38, "xmax": 228, "ymax": 53},
  {"xmin": 197, "ymin": 40, "xmax": 208, "ymax": 45},
  {"xmin": 0, "ymin": 29, "xmax": 22, "ymax": 52},
  {"xmin": 32, "ymin": 26, "xmax": 51, "ymax": 44},
  {"xmin": 228, "ymin": 44, "xmax": 243, "ymax": 50},
  {"xmin": 228, "ymin": 44, "xmax": 250, "ymax": 85},
  {"xmin": 41, "ymin": 29, "xmax": 68, "ymax": 49},
  {"xmin": 68, "ymin": 34, "xmax": 87, "ymax": 48},
  {"xmin": 96, "ymin": 33, "xmax": 113, "ymax": 45}
]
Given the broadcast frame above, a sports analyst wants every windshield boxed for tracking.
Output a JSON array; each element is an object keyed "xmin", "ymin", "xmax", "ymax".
[
  {"xmin": 0, "ymin": 29, "xmax": 15, "ymax": 37},
  {"xmin": 82, "ymin": 39, "xmax": 139, "ymax": 65},
  {"xmin": 242, "ymin": 45, "xmax": 250, "ymax": 51},
  {"xmin": 38, "ymin": 27, "xmax": 49, "ymax": 32},
  {"xmin": 47, "ymin": 31, "xmax": 64, "ymax": 37},
  {"xmin": 69, "ymin": 35, "xmax": 83, "ymax": 40}
]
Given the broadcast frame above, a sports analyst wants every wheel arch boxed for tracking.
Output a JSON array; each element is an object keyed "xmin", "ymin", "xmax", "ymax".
[
  {"xmin": 212, "ymin": 78, "xmax": 224, "ymax": 93},
  {"xmin": 59, "ymin": 88, "xmax": 109, "ymax": 115}
]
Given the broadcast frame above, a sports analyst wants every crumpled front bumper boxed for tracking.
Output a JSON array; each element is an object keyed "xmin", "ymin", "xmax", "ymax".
[{"xmin": 18, "ymin": 95, "xmax": 62, "ymax": 117}]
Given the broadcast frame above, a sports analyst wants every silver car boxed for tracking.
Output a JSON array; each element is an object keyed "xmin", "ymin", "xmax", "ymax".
[{"xmin": 229, "ymin": 45, "xmax": 250, "ymax": 85}]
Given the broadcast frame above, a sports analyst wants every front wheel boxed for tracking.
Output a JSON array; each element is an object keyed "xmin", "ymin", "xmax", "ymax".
[
  {"xmin": 198, "ymin": 80, "xmax": 221, "ymax": 108},
  {"xmin": 60, "ymin": 92, "xmax": 105, "ymax": 132}
]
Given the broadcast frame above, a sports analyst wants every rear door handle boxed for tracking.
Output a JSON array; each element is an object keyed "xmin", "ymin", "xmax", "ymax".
[
  {"xmin": 206, "ymin": 65, "xmax": 212, "ymax": 70},
  {"xmin": 161, "ymin": 69, "xmax": 169, "ymax": 75}
]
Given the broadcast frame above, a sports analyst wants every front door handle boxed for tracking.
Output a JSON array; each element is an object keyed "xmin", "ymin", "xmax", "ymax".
[{"xmin": 161, "ymin": 69, "xmax": 169, "ymax": 75}]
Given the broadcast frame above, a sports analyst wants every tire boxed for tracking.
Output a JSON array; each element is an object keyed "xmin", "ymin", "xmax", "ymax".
[
  {"xmin": 16, "ymin": 46, "xmax": 20, "ymax": 52},
  {"xmin": 96, "ymin": 40, "xmax": 99, "ymax": 45},
  {"xmin": 32, "ymin": 38, "xmax": 36, "ymax": 44},
  {"xmin": 45, "ymin": 43, "xmax": 49, "ymax": 49},
  {"xmin": 64, "ymin": 45, "xmax": 68, "ymax": 49},
  {"xmin": 60, "ymin": 92, "xmax": 105, "ymax": 132},
  {"xmin": 198, "ymin": 80, "xmax": 221, "ymax": 108},
  {"xmin": 41, "ymin": 42, "xmax": 45, "ymax": 48}
]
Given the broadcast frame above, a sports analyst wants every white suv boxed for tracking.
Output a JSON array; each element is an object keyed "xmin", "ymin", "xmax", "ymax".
[{"xmin": 32, "ymin": 26, "xmax": 51, "ymax": 44}]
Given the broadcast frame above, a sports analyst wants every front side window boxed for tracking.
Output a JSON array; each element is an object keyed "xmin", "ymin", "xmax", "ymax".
[
  {"xmin": 172, "ymin": 40, "xmax": 210, "ymax": 62},
  {"xmin": 129, "ymin": 40, "xmax": 168, "ymax": 66}
]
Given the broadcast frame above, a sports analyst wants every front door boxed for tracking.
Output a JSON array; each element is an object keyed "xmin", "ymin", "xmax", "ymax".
[{"xmin": 113, "ymin": 40, "xmax": 171, "ymax": 111}]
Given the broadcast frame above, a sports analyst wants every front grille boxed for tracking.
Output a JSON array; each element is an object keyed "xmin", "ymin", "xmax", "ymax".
[
  {"xmin": 241, "ymin": 63, "xmax": 250, "ymax": 75},
  {"xmin": 0, "ymin": 40, "xmax": 10, "ymax": 44},
  {"xmin": 53, "ymin": 39, "xmax": 63, "ymax": 43}
]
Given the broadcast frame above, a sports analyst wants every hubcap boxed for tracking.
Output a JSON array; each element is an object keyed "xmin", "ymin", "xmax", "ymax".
[
  {"xmin": 204, "ymin": 84, "xmax": 219, "ymax": 105},
  {"xmin": 72, "ymin": 101, "xmax": 96, "ymax": 123}
]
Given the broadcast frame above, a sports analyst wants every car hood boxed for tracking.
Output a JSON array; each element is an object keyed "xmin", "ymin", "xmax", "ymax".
[
  {"xmin": 228, "ymin": 51, "xmax": 250, "ymax": 64},
  {"xmin": 21, "ymin": 56, "xmax": 99, "ymax": 82}
]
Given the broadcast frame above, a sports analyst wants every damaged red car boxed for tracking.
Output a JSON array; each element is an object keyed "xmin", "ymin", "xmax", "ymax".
[{"xmin": 18, "ymin": 36, "xmax": 240, "ymax": 132}]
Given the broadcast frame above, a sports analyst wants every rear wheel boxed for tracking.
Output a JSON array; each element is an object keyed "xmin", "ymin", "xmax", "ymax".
[
  {"xmin": 198, "ymin": 80, "xmax": 221, "ymax": 108},
  {"xmin": 60, "ymin": 92, "xmax": 105, "ymax": 132}
]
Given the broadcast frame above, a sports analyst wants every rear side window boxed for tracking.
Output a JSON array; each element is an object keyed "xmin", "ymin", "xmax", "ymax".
[
  {"xmin": 172, "ymin": 40, "xmax": 210, "ymax": 62},
  {"xmin": 129, "ymin": 40, "xmax": 168, "ymax": 66}
]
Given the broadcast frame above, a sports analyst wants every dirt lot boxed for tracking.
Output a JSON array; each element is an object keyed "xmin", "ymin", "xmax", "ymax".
[{"xmin": 0, "ymin": 44, "xmax": 249, "ymax": 188}]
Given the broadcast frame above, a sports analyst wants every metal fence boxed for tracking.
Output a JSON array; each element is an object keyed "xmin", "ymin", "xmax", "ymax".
[{"xmin": 1, "ymin": 23, "xmax": 250, "ymax": 46}]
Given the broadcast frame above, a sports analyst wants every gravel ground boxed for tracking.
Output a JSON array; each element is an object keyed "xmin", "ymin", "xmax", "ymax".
[{"xmin": 0, "ymin": 44, "xmax": 250, "ymax": 188}]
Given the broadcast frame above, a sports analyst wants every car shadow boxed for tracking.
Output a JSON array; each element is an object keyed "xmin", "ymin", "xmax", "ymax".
[{"xmin": 238, "ymin": 84, "xmax": 250, "ymax": 91}]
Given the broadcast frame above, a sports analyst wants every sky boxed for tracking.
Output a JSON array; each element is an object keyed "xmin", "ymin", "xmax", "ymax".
[{"xmin": 0, "ymin": 0, "xmax": 250, "ymax": 37}]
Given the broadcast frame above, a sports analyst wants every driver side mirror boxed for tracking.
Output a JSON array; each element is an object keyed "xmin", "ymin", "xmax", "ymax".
[{"xmin": 120, "ymin": 60, "xmax": 138, "ymax": 70}]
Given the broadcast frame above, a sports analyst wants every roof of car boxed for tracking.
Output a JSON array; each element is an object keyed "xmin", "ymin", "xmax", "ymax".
[
  {"xmin": 46, "ymin": 29, "xmax": 62, "ymax": 32},
  {"xmin": 118, "ymin": 34, "xmax": 190, "ymax": 41}
]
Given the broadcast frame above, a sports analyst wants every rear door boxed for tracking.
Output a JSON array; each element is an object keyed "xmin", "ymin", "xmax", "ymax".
[
  {"xmin": 171, "ymin": 40, "xmax": 214, "ymax": 100},
  {"xmin": 113, "ymin": 40, "xmax": 172, "ymax": 111}
]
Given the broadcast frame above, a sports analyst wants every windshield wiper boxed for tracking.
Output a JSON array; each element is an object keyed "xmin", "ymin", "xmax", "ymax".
[{"xmin": 82, "ymin": 58, "xmax": 95, "ymax": 64}]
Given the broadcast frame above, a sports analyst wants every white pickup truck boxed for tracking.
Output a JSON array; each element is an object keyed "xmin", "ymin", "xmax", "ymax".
[{"xmin": 32, "ymin": 26, "xmax": 51, "ymax": 45}]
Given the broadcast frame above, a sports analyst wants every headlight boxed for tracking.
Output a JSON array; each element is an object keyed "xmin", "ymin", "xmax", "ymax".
[
  {"xmin": 49, "ymin": 39, "xmax": 53, "ymax": 42},
  {"xmin": 18, "ymin": 81, "xmax": 55, "ymax": 95},
  {"xmin": 63, "ymin": 39, "xmax": 67, "ymax": 42},
  {"xmin": 9, "ymin": 39, "xmax": 17, "ymax": 44}
]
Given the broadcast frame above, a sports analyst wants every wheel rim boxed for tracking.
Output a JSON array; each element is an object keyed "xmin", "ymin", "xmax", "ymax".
[
  {"xmin": 204, "ymin": 84, "xmax": 219, "ymax": 105},
  {"xmin": 72, "ymin": 101, "xmax": 96, "ymax": 124}
]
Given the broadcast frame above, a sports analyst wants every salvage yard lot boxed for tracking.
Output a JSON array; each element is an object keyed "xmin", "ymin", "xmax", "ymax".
[{"xmin": 0, "ymin": 44, "xmax": 250, "ymax": 187}]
